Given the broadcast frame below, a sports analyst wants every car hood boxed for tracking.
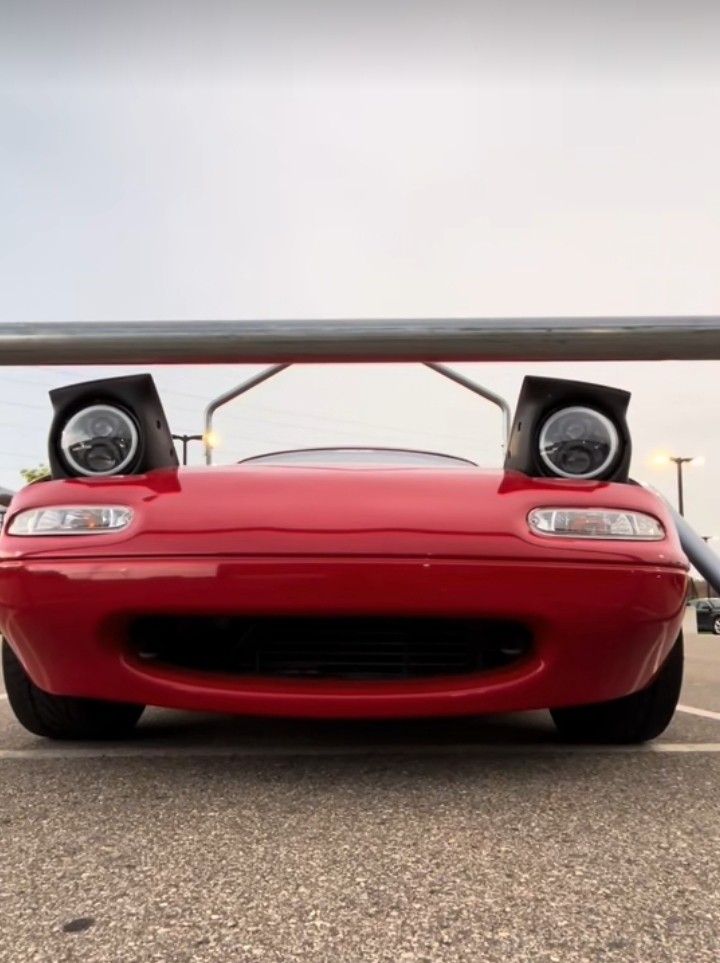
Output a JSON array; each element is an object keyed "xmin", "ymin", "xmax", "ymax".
[{"xmin": 0, "ymin": 464, "xmax": 685, "ymax": 566}]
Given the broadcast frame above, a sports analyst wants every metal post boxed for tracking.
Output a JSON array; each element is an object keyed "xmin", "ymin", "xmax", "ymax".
[
  {"xmin": 701, "ymin": 537, "xmax": 715, "ymax": 598},
  {"xmin": 676, "ymin": 459, "xmax": 685, "ymax": 517},
  {"xmin": 668, "ymin": 456, "xmax": 696, "ymax": 517}
]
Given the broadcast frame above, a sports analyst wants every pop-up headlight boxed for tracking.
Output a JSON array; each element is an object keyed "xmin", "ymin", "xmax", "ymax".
[
  {"xmin": 59, "ymin": 405, "xmax": 139, "ymax": 477},
  {"xmin": 538, "ymin": 407, "xmax": 620, "ymax": 480}
]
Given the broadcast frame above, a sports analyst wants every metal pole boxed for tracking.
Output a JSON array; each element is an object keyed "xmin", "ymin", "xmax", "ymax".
[
  {"xmin": 701, "ymin": 537, "xmax": 715, "ymax": 598},
  {"xmin": 204, "ymin": 364, "xmax": 290, "ymax": 464},
  {"xmin": 639, "ymin": 483, "xmax": 720, "ymax": 597},
  {"xmin": 668, "ymin": 456, "xmax": 696, "ymax": 517},
  {"xmin": 671, "ymin": 510, "xmax": 720, "ymax": 597},
  {"xmin": 424, "ymin": 362, "xmax": 512, "ymax": 454},
  {"xmin": 676, "ymin": 459, "xmax": 685, "ymax": 517},
  {"xmin": 2, "ymin": 316, "xmax": 720, "ymax": 365}
]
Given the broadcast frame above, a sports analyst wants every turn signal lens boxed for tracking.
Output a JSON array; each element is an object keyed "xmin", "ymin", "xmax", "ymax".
[
  {"xmin": 8, "ymin": 506, "xmax": 133, "ymax": 536},
  {"xmin": 528, "ymin": 508, "xmax": 664, "ymax": 540}
]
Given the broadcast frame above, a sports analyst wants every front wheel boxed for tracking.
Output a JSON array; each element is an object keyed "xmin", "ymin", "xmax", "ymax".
[
  {"xmin": 712, "ymin": 617, "xmax": 720, "ymax": 636},
  {"xmin": 551, "ymin": 633, "xmax": 683, "ymax": 744},
  {"xmin": 2, "ymin": 639, "xmax": 144, "ymax": 740}
]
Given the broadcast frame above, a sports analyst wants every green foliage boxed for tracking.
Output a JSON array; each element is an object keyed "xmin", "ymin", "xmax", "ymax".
[{"xmin": 20, "ymin": 464, "xmax": 51, "ymax": 485}]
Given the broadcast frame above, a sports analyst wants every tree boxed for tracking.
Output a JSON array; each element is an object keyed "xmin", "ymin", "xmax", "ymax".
[{"xmin": 20, "ymin": 464, "xmax": 51, "ymax": 485}]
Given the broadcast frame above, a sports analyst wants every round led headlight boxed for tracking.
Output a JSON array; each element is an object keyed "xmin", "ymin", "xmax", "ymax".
[
  {"xmin": 538, "ymin": 406, "xmax": 620, "ymax": 480},
  {"xmin": 59, "ymin": 405, "xmax": 139, "ymax": 476}
]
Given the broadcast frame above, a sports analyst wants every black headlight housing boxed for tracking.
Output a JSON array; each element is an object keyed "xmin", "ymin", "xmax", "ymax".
[
  {"xmin": 504, "ymin": 376, "xmax": 631, "ymax": 483},
  {"xmin": 48, "ymin": 374, "xmax": 178, "ymax": 479}
]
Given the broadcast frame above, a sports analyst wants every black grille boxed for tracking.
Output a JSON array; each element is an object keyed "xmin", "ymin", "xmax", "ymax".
[{"xmin": 129, "ymin": 616, "xmax": 532, "ymax": 682}]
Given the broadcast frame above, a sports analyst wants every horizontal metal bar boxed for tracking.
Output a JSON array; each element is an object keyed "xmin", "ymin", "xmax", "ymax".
[{"xmin": 1, "ymin": 317, "xmax": 720, "ymax": 365}]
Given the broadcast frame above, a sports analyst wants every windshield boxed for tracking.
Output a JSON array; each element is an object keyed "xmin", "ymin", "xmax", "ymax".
[{"xmin": 239, "ymin": 447, "xmax": 477, "ymax": 467}]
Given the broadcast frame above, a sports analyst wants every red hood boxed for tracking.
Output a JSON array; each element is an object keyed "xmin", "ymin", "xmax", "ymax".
[{"xmin": 0, "ymin": 465, "xmax": 686, "ymax": 567}]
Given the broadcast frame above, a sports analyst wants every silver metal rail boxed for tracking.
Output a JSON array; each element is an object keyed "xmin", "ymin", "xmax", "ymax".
[
  {"xmin": 1, "ymin": 316, "xmax": 720, "ymax": 364},
  {"xmin": 425, "ymin": 362, "xmax": 512, "ymax": 451},
  {"xmin": 203, "ymin": 364, "xmax": 290, "ymax": 463}
]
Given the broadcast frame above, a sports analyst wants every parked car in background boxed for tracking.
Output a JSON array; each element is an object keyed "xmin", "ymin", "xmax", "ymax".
[
  {"xmin": 0, "ymin": 486, "xmax": 14, "ymax": 531},
  {"xmin": 694, "ymin": 599, "xmax": 720, "ymax": 635}
]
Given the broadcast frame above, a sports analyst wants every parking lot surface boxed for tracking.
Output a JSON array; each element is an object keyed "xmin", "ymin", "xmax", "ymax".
[{"xmin": 1, "ymin": 613, "xmax": 719, "ymax": 963}]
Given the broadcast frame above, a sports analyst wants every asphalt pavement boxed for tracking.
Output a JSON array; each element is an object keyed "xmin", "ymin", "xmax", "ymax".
[{"xmin": 1, "ymin": 610, "xmax": 719, "ymax": 963}]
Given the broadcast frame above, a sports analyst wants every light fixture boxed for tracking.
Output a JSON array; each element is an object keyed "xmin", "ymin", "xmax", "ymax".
[
  {"xmin": 538, "ymin": 407, "xmax": 620, "ymax": 480},
  {"xmin": 59, "ymin": 405, "xmax": 139, "ymax": 477},
  {"xmin": 8, "ymin": 505, "xmax": 134, "ymax": 536},
  {"xmin": 528, "ymin": 508, "xmax": 665, "ymax": 540}
]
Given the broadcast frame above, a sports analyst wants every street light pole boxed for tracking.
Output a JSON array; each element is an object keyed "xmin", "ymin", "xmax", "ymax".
[
  {"xmin": 171, "ymin": 434, "xmax": 204, "ymax": 466},
  {"xmin": 668, "ymin": 456, "xmax": 696, "ymax": 516}
]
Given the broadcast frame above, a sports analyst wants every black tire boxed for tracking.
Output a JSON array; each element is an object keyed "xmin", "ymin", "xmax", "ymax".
[
  {"xmin": 551, "ymin": 633, "xmax": 683, "ymax": 744},
  {"xmin": 713, "ymin": 617, "xmax": 720, "ymax": 636},
  {"xmin": 2, "ymin": 638, "xmax": 144, "ymax": 740}
]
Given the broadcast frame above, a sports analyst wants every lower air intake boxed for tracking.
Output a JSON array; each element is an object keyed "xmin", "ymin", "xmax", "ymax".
[{"xmin": 130, "ymin": 617, "xmax": 532, "ymax": 682}]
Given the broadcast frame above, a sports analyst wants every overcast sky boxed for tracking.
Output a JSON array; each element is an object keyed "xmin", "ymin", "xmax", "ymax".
[{"xmin": 0, "ymin": 1, "xmax": 719, "ymax": 539}]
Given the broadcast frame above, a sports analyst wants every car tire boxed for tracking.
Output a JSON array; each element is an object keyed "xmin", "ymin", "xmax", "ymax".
[
  {"xmin": 550, "ymin": 633, "xmax": 683, "ymax": 744},
  {"xmin": 2, "ymin": 638, "xmax": 144, "ymax": 740},
  {"xmin": 713, "ymin": 617, "xmax": 720, "ymax": 636}
]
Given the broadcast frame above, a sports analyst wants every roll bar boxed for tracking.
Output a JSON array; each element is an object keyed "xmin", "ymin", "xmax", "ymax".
[{"xmin": 202, "ymin": 362, "xmax": 512, "ymax": 464}]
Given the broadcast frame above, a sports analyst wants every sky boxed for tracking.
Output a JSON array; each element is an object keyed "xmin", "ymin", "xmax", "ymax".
[{"xmin": 0, "ymin": 0, "xmax": 719, "ymax": 540}]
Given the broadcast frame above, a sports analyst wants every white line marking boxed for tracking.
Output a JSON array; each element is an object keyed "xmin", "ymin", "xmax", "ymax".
[
  {"xmin": 651, "ymin": 742, "xmax": 720, "ymax": 752},
  {"xmin": 677, "ymin": 704, "xmax": 720, "ymax": 721},
  {"xmin": 0, "ymin": 741, "xmax": 720, "ymax": 761}
]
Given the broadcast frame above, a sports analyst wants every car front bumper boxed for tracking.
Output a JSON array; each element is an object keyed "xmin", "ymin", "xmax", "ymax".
[{"xmin": 0, "ymin": 555, "xmax": 687, "ymax": 719}]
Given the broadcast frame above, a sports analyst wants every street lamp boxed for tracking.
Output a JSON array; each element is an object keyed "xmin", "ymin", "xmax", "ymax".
[
  {"xmin": 171, "ymin": 433, "xmax": 204, "ymax": 466},
  {"xmin": 652, "ymin": 454, "xmax": 705, "ymax": 516},
  {"xmin": 172, "ymin": 432, "xmax": 220, "ymax": 466}
]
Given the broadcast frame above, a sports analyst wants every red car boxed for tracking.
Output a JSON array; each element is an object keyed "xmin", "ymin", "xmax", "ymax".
[{"xmin": 0, "ymin": 372, "xmax": 687, "ymax": 743}]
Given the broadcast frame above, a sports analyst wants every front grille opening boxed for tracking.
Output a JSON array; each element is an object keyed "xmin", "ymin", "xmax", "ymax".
[{"xmin": 129, "ymin": 616, "xmax": 533, "ymax": 682}]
